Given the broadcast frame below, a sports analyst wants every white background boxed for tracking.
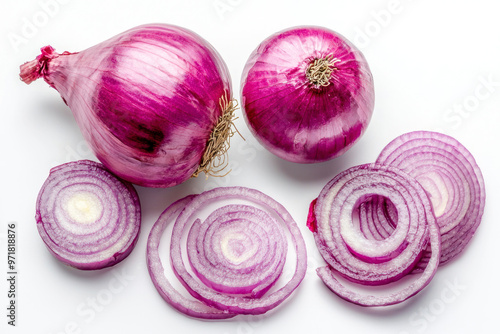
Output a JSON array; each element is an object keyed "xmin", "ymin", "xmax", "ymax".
[{"xmin": 1, "ymin": 0, "xmax": 499, "ymax": 333}]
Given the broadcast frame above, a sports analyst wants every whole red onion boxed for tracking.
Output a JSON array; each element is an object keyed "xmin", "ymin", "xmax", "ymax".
[
  {"xmin": 20, "ymin": 24, "xmax": 236, "ymax": 187},
  {"xmin": 240, "ymin": 26, "xmax": 375, "ymax": 163}
]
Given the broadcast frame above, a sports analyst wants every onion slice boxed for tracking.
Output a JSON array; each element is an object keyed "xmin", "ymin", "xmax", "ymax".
[
  {"xmin": 146, "ymin": 196, "xmax": 234, "ymax": 319},
  {"xmin": 147, "ymin": 187, "xmax": 307, "ymax": 318},
  {"xmin": 308, "ymin": 164, "xmax": 441, "ymax": 306},
  {"xmin": 36, "ymin": 160, "xmax": 141, "ymax": 270},
  {"xmin": 376, "ymin": 131, "xmax": 485, "ymax": 269}
]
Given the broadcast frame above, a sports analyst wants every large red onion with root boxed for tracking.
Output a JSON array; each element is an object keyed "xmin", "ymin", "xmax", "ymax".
[
  {"xmin": 147, "ymin": 187, "xmax": 307, "ymax": 318},
  {"xmin": 20, "ymin": 24, "xmax": 237, "ymax": 187},
  {"xmin": 36, "ymin": 160, "xmax": 141, "ymax": 270},
  {"xmin": 308, "ymin": 164, "xmax": 441, "ymax": 306},
  {"xmin": 241, "ymin": 26, "xmax": 375, "ymax": 163}
]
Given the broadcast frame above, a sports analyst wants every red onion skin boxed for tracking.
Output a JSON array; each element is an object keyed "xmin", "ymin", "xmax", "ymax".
[
  {"xmin": 21, "ymin": 24, "xmax": 232, "ymax": 187},
  {"xmin": 241, "ymin": 26, "xmax": 374, "ymax": 163}
]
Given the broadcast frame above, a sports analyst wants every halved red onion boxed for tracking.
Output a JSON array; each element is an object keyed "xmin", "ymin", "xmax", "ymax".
[
  {"xmin": 240, "ymin": 26, "xmax": 374, "ymax": 163},
  {"xmin": 147, "ymin": 187, "xmax": 307, "ymax": 318},
  {"xmin": 308, "ymin": 164, "xmax": 441, "ymax": 306},
  {"xmin": 376, "ymin": 131, "xmax": 485, "ymax": 269},
  {"xmin": 36, "ymin": 160, "xmax": 141, "ymax": 270}
]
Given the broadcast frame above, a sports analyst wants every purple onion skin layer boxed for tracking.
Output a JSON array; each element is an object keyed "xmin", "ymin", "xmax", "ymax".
[
  {"xmin": 36, "ymin": 160, "xmax": 141, "ymax": 270},
  {"xmin": 241, "ymin": 26, "xmax": 375, "ymax": 163},
  {"xmin": 21, "ymin": 24, "xmax": 232, "ymax": 187}
]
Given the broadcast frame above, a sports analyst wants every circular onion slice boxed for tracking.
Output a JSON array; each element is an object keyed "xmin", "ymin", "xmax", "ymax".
[
  {"xmin": 308, "ymin": 164, "xmax": 441, "ymax": 306},
  {"xmin": 376, "ymin": 131, "xmax": 485, "ymax": 268},
  {"xmin": 187, "ymin": 205, "xmax": 287, "ymax": 298},
  {"xmin": 147, "ymin": 187, "xmax": 307, "ymax": 318},
  {"xmin": 36, "ymin": 160, "xmax": 141, "ymax": 270}
]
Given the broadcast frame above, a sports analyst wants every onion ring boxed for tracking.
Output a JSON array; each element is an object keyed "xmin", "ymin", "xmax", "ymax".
[
  {"xmin": 36, "ymin": 160, "xmax": 141, "ymax": 270},
  {"xmin": 147, "ymin": 187, "xmax": 307, "ymax": 318},
  {"xmin": 308, "ymin": 163, "xmax": 441, "ymax": 306},
  {"xmin": 376, "ymin": 131, "xmax": 485, "ymax": 269}
]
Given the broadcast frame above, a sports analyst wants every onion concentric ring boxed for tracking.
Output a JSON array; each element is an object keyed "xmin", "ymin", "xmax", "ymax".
[
  {"xmin": 147, "ymin": 186, "xmax": 307, "ymax": 319},
  {"xmin": 308, "ymin": 164, "xmax": 441, "ymax": 306},
  {"xmin": 36, "ymin": 160, "xmax": 141, "ymax": 270},
  {"xmin": 376, "ymin": 131, "xmax": 485, "ymax": 269}
]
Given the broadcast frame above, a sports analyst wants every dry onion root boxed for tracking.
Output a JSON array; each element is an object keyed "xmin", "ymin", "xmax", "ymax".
[
  {"xmin": 147, "ymin": 187, "xmax": 307, "ymax": 319},
  {"xmin": 36, "ymin": 160, "xmax": 141, "ymax": 270}
]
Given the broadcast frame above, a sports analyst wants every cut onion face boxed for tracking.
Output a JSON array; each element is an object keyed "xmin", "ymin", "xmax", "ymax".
[
  {"xmin": 36, "ymin": 160, "xmax": 141, "ymax": 270},
  {"xmin": 146, "ymin": 187, "xmax": 307, "ymax": 319},
  {"xmin": 308, "ymin": 164, "xmax": 441, "ymax": 306},
  {"xmin": 376, "ymin": 131, "xmax": 485, "ymax": 269}
]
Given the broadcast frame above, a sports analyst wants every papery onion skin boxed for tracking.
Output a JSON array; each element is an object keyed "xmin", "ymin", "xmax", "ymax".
[
  {"xmin": 36, "ymin": 160, "xmax": 141, "ymax": 270},
  {"xmin": 146, "ymin": 186, "xmax": 307, "ymax": 318},
  {"xmin": 376, "ymin": 131, "xmax": 485, "ymax": 269},
  {"xmin": 20, "ymin": 24, "xmax": 232, "ymax": 187},
  {"xmin": 308, "ymin": 163, "xmax": 440, "ymax": 306},
  {"xmin": 240, "ymin": 26, "xmax": 375, "ymax": 163}
]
